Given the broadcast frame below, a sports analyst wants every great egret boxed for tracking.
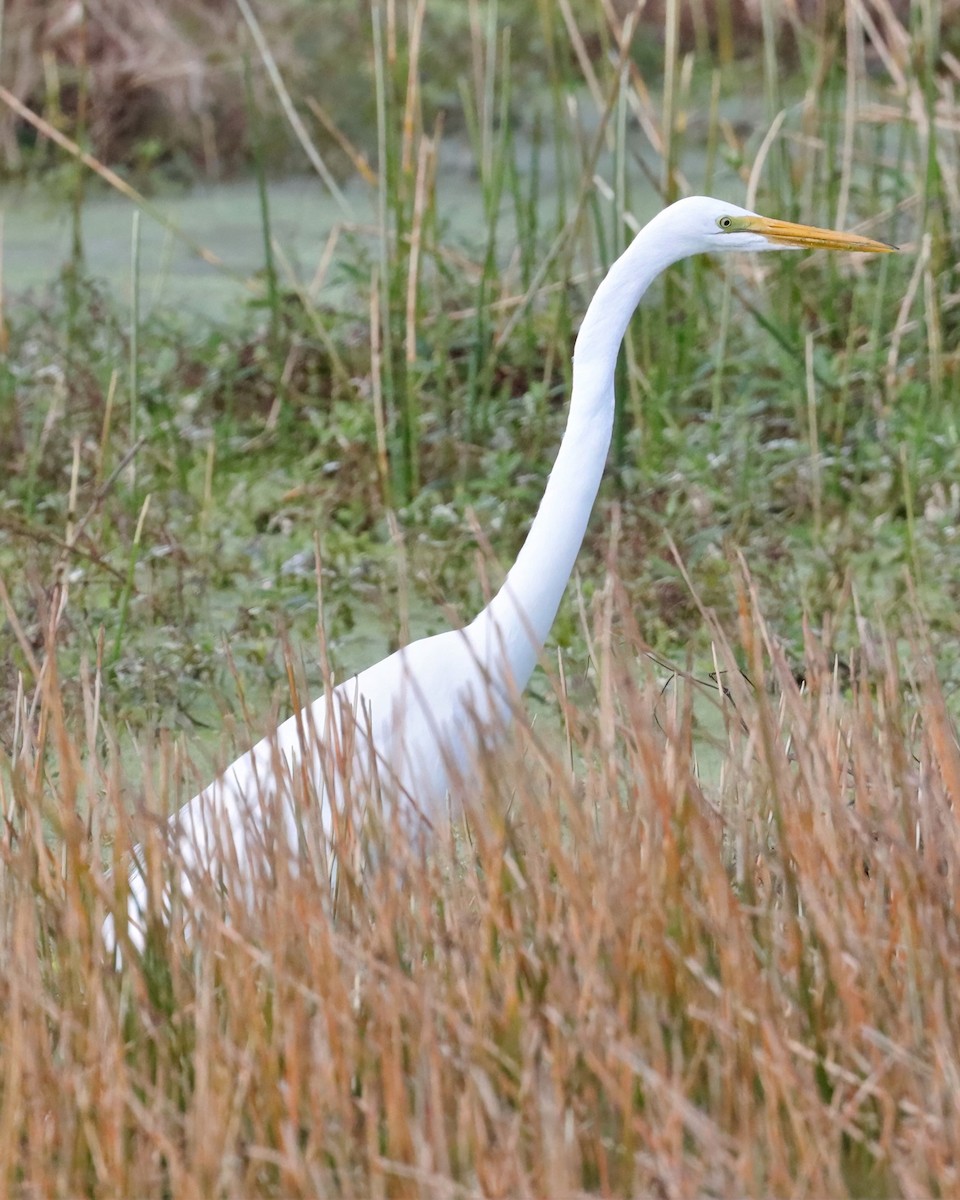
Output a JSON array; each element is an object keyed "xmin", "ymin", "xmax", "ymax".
[{"xmin": 107, "ymin": 196, "xmax": 892, "ymax": 951}]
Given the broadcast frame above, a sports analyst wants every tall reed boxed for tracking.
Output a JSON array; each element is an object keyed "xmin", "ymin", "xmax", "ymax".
[{"xmin": 3, "ymin": 566, "xmax": 960, "ymax": 1195}]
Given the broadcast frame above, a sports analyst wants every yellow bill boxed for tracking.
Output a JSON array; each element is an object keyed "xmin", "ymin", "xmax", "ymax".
[{"xmin": 741, "ymin": 215, "xmax": 896, "ymax": 253}]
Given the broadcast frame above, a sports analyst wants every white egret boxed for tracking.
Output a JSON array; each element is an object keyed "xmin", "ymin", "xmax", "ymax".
[{"xmin": 108, "ymin": 196, "xmax": 892, "ymax": 952}]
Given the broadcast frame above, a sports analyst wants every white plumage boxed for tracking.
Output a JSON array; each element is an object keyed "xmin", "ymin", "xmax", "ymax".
[{"xmin": 106, "ymin": 196, "xmax": 892, "ymax": 952}]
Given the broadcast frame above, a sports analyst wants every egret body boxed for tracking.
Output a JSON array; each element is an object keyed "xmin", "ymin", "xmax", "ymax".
[{"xmin": 110, "ymin": 196, "xmax": 892, "ymax": 950}]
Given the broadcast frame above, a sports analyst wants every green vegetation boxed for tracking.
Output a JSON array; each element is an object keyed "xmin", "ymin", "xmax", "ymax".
[{"xmin": 1, "ymin": 0, "xmax": 959, "ymax": 1194}]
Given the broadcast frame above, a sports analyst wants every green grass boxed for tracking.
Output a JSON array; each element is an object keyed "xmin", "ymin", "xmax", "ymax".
[
  {"xmin": 4, "ymin": 226, "xmax": 953, "ymax": 752},
  {"xmin": 1, "ymin": 0, "xmax": 960, "ymax": 1194}
]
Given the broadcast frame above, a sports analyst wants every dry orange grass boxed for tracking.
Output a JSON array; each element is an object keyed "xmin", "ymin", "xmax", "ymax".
[{"xmin": 2, "ymin": 569, "xmax": 958, "ymax": 1198}]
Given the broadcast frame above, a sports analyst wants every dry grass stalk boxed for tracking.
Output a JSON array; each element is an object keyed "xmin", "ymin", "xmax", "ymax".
[
  {"xmin": 0, "ymin": 567, "xmax": 958, "ymax": 1196},
  {"xmin": 1, "ymin": 0, "xmax": 244, "ymax": 171}
]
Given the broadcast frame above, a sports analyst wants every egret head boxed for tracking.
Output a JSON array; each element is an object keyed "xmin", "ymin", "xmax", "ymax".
[{"xmin": 653, "ymin": 195, "xmax": 896, "ymax": 259}]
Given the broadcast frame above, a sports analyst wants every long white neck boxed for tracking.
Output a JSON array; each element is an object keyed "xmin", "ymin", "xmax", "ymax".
[{"xmin": 471, "ymin": 213, "xmax": 691, "ymax": 688}]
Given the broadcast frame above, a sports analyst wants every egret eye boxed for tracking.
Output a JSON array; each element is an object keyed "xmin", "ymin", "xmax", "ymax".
[{"xmin": 717, "ymin": 215, "xmax": 734, "ymax": 230}]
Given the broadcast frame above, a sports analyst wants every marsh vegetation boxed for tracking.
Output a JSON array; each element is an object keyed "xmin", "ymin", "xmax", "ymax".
[{"xmin": 1, "ymin": 0, "xmax": 959, "ymax": 1194}]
